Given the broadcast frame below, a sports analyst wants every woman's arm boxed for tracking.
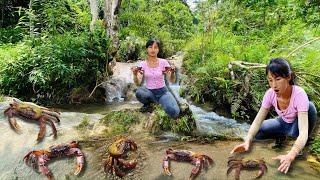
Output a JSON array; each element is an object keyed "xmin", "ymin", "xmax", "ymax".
[
  {"xmin": 289, "ymin": 111, "xmax": 309, "ymax": 158},
  {"xmin": 230, "ymin": 107, "xmax": 269, "ymax": 154},
  {"xmin": 272, "ymin": 111, "xmax": 308, "ymax": 174},
  {"xmin": 245, "ymin": 107, "xmax": 269, "ymax": 143}
]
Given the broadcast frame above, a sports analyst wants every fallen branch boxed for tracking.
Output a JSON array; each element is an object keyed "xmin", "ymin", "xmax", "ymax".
[
  {"xmin": 228, "ymin": 61, "xmax": 266, "ymax": 80},
  {"xmin": 89, "ymin": 82, "xmax": 104, "ymax": 98},
  {"xmin": 287, "ymin": 37, "xmax": 320, "ymax": 58}
]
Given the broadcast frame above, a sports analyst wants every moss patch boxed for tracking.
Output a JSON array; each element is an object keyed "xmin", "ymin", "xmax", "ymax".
[
  {"xmin": 99, "ymin": 109, "xmax": 143, "ymax": 136},
  {"xmin": 75, "ymin": 116, "xmax": 92, "ymax": 131},
  {"xmin": 150, "ymin": 105, "xmax": 196, "ymax": 136}
]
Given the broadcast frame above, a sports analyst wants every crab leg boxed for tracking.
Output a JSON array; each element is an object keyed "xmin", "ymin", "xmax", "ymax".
[
  {"xmin": 118, "ymin": 158, "xmax": 137, "ymax": 169},
  {"xmin": 190, "ymin": 158, "xmax": 202, "ymax": 180},
  {"xmin": 257, "ymin": 163, "xmax": 267, "ymax": 178},
  {"xmin": 43, "ymin": 110, "xmax": 60, "ymax": 122},
  {"xmin": 163, "ymin": 153, "xmax": 177, "ymax": 176},
  {"xmin": 68, "ymin": 147, "xmax": 84, "ymax": 175},
  {"xmin": 43, "ymin": 114, "xmax": 60, "ymax": 123},
  {"xmin": 202, "ymin": 155, "xmax": 214, "ymax": 169},
  {"xmin": 5, "ymin": 109, "xmax": 22, "ymax": 133},
  {"xmin": 23, "ymin": 150, "xmax": 53, "ymax": 180},
  {"xmin": 227, "ymin": 164, "xmax": 242, "ymax": 180},
  {"xmin": 45, "ymin": 118, "xmax": 57, "ymax": 138},
  {"xmin": 37, "ymin": 117, "xmax": 47, "ymax": 141},
  {"xmin": 113, "ymin": 159, "xmax": 126, "ymax": 177},
  {"xmin": 38, "ymin": 154, "xmax": 53, "ymax": 180},
  {"xmin": 104, "ymin": 155, "xmax": 114, "ymax": 173}
]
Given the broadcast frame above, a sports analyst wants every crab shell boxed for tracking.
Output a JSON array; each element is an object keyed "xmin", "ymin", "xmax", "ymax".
[
  {"xmin": 108, "ymin": 137, "xmax": 137, "ymax": 157},
  {"xmin": 227, "ymin": 157, "xmax": 267, "ymax": 180}
]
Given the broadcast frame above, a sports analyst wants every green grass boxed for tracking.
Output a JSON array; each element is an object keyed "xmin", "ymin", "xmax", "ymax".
[
  {"xmin": 311, "ymin": 137, "xmax": 320, "ymax": 157},
  {"xmin": 0, "ymin": 43, "xmax": 27, "ymax": 69}
]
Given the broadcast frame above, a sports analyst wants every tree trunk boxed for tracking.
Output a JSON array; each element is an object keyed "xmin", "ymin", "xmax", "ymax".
[
  {"xmin": 88, "ymin": 0, "xmax": 99, "ymax": 31},
  {"xmin": 104, "ymin": 0, "xmax": 122, "ymax": 60}
]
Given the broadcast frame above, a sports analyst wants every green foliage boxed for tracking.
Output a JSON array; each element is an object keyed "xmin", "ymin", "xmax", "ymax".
[
  {"xmin": 117, "ymin": 35, "xmax": 144, "ymax": 61},
  {"xmin": 17, "ymin": 0, "xmax": 90, "ymax": 36},
  {"xmin": 99, "ymin": 110, "xmax": 140, "ymax": 135},
  {"xmin": 311, "ymin": 137, "xmax": 320, "ymax": 157},
  {"xmin": 75, "ymin": 116, "xmax": 91, "ymax": 131},
  {"xmin": 152, "ymin": 105, "xmax": 195, "ymax": 135},
  {"xmin": 182, "ymin": 0, "xmax": 320, "ymax": 121},
  {"xmin": 0, "ymin": 28, "xmax": 24, "ymax": 44},
  {"xmin": 118, "ymin": 0, "xmax": 195, "ymax": 59},
  {"xmin": 0, "ymin": 0, "xmax": 109, "ymax": 104},
  {"xmin": 0, "ymin": 29, "xmax": 109, "ymax": 103}
]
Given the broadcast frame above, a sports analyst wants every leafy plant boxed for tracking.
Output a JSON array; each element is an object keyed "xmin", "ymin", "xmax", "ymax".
[
  {"xmin": 182, "ymin": 0, "xmax": 320, "ymax": 121},
  {"xmin": 151, "ymin": 105, "xmax": 196, "ymax": 135},
  {"xmin": 75, "ymin": 116, "xmax": 91, "ymax": 131},
  {"xmin": 99, "ymin": 110, "xmax": 140, "ymax": 135},
  {"xmin": 311, "ymin": 137, "xmax": 320, "ymax": 157}
]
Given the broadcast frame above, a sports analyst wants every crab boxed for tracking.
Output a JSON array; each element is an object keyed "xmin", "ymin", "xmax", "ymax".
[
  {"xmin": 104, "ymin": 137, "xmax": 138, "ymax": 177},
  {"xmin": 163, "ymin": 148, "xmax": 214, "ymax": 180},
  {"xmin": 23, "ymin": 141, "xmax": 84, "ymax": 180},
  {"xmin": 4, "ymin": 99, "xmax": 60, "ymax": 141},
  {"xmin": 227, "ymin": 157, "xmax": 267, "ymax": 180}
]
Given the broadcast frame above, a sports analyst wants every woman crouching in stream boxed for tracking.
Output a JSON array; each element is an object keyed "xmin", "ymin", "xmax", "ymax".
[
  {"xmin": 131, "ymin": 38, "xmax": 180, "ymax": 119},
  {"xmin": 231, "ymin": 58, "xmax": 317, "ymax": 174}
]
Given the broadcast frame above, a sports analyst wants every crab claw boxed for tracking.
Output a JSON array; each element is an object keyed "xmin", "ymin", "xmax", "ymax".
[
  {"xmin": 164, "ymin": 167, "xmax": 172, "ymax": 176},
  {"xmin": 256, "ymin": 161, "xmax": 267, "ymax": 178},
  {"xmin": 118, "ymin": 158, "xmax": 137, "ymax": 169},
  {"xmin": 74, "ymin": 151, "xmax": 84, "ymax": 175},
  {"xmin": 9, "ymin": 118, "xmax": 22, "ymax": 133},
  {"xmin": 233, "ymin": 146, "xmax": 246, "ymax": 153},
  {"xmin": 163, "ymin": 159, "xmax": 172, "ymax": 176},
  {"xmin": 74, "ymin": 163, "xmax": 83, "ymax": 175}
]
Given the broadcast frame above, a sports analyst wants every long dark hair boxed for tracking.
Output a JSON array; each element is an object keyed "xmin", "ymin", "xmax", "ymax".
[
  {"xmin": 145, "ymin": 38, "xmax": 160, "ymax": 48},
  {"xmin": 266, "ymin": 58, "xmax": 295, "ymax": 85},
  {"xmin": 145, "ymin": 38, "xmax": 164, "ymax": 58}
]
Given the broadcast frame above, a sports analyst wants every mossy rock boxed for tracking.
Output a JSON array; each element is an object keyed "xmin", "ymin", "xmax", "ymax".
[
  {"xmin": 99, "ymin": 109, "xmax": 146, "ymax": 137},
  {"xmin": 150, "ymin": 103, "xmax": 196, "ymax": 136}
]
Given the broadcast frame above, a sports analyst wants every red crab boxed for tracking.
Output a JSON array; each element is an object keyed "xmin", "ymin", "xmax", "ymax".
[
  {"xmin": 23, "ymin": 141, "xmax": 84, "ymax": 180},
  {"xmin": 163, "ymin": 148, "xmax": 214, "ymax": 179},
  {"xmin": 227, "ymin": 157, "xmax": 267, "ymax": 180}
]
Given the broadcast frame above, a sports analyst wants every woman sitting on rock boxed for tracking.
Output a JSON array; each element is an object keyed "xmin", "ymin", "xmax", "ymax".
[
  {"xmin": 131, "ymin": 38, "xmax": 180, "ymax": 119},
  {"xmin": 231, "ymin": 58, "xmax": 317, "ymax": 174}
]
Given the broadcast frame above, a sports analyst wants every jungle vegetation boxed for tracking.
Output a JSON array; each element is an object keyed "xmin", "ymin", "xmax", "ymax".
[
  {"xmin": 182, "ymin": 0, "xmax": 320, "ymax": 121},
  {"xmin": 0, "ymin": 0, "xmax": 319, "ymax": 154},
  {"xmin": 0, "ymin": 0, "xmax": 194, "ymax": 103}
]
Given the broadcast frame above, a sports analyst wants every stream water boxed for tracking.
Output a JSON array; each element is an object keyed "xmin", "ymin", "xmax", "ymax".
[
  {"xmin": 0, "ymin": 60, "xmax": 319, "ymax": 179},
  {"xmin": 1, "ymin": 98, "xmax": 319, "ymax": 180}
]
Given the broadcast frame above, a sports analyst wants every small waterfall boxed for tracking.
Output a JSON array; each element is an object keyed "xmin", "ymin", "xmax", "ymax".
[
  {"xmin": 169, "ymin": 84, "xmax": 250, "ymax": 139},
  {"xmin": 101, "ymin": 78, "xmax": 127, "ymax": 103},
  {"xmin": 165, "ymin": 58, "xmax": 250, "ymax": 139},
  {"xmin": 107, "ymin": 59, "xmax": 250, "ymax": 139}
]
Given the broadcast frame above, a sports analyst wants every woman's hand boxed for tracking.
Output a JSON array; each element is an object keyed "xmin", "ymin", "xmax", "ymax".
[
  {"xmin": 163, "ymin": 65, "xmax": 176, "ymax": 74},
  {"xmin": 230, "ymin": 141, "xmax": 251, "ymax": 154},
  {"xmin": 131, "ymin": 66, "xmax": 143, "ymax": 75},
  {"xmin": 272, "ymin": 153, "xmax": 295, "ymax": 174}
]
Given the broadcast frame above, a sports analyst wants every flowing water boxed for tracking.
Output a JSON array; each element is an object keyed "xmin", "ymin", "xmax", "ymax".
[
  {"xmin": 0, "ymin": 59, "xmax": 319, "ymax": 179},
  {"xmin": 0, "ymin": 98, "xmax": 319, "ymax": 179}
]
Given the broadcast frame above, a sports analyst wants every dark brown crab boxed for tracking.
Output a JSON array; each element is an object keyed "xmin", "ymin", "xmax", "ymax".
[
  {"xmin": 4, "ymin": 99, "xmax": 60, "ymax": 141},
  {"xmin": 227, "ymin": 157, "xmax": 267, "ymax": 180}
]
